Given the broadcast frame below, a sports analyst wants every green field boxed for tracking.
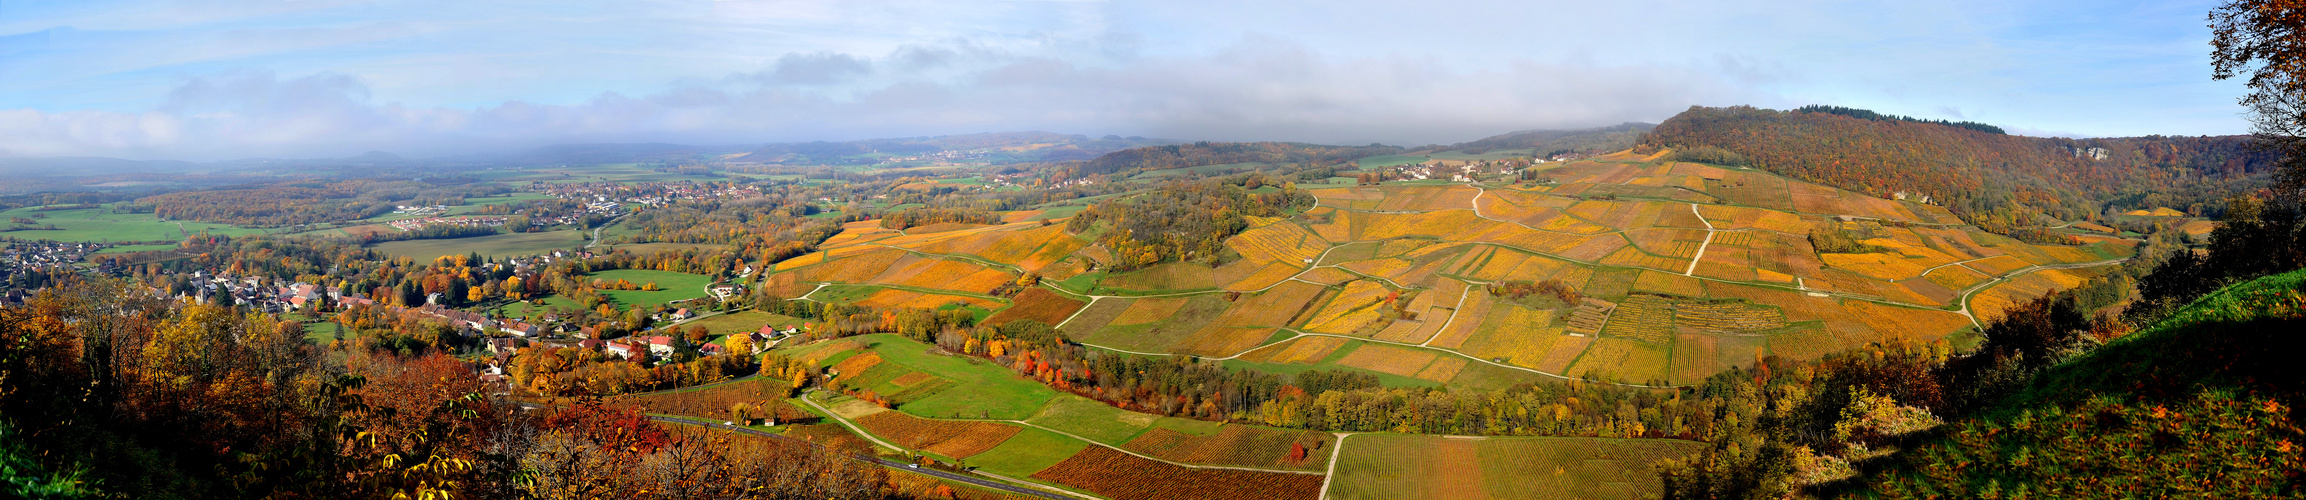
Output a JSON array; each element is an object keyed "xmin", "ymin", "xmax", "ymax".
[
  {"xmin": 371, "ymin": 229, "xmax": 590, "ymax": 260},
  {"xmin": 0, "ymin": 205, "xmax": 265, "ymax": 242},
  {"xmin": 790, "ymin": 333, "xmax": 1063, "ymax": 420},
  {"xmin": 1025, "ymin": 396, "xmax": 1160, "ymax": 446},
  {"xmin": 956, "ymin": 426, "xmax": 1086, "ymax": 477},
  {"xmin": 588, "ymin": 269, "xmax": 712, "ymax": 308},
  {"xmin": 497, "ymin": 295, "xmax": 581, "ymax": 319},
  {"xmin": 680, "ymin": 309, "xmax": 805, "ymax": 337},
  {"xmin": 1328, "ymin": 434, "xmax": 1701, "ymax": 500},
  {"xmin": 444, "ymin": 192, "xmax": 561, "ymax": 215},
  {"xmin": 93, "ymin": 244, "xmax": 177, "ymax": 254}
]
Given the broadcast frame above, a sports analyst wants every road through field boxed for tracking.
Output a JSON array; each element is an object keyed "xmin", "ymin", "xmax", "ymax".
[
  {"xmin": 1949, "ymin": 257, "xmax": 2131, "ymax": 328},
  {"xmin": 1685, "ymin": 203, "xmax": 1716, "ymax": 276},
  {"xmin": 1318, "ymin": 433, "xmax": 1357, "ymax": 500},
  {"xmin": 799, "ymin": 391, "xmax": 1325, "ymax": 499},
  {"xmin": 796, "ymin": 393, "xmax": 1100, "ymax": 500}
]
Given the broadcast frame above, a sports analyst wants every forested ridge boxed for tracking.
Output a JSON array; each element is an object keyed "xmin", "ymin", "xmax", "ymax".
[{"xmin": 1639, "ymin": 105, "xmax": 2279, "ymax": 232}]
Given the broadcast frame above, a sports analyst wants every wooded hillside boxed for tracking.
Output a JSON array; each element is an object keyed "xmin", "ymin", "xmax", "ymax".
[{"xmin": 1638, "ymin": 105, "xmax": 2279, "ymax": 231}]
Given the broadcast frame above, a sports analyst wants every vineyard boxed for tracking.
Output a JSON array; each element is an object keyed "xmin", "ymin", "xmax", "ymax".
[
  {"xmin": 729, "ymin": 150, "xmax": 2142, "ymax": 497},
  {"xmin": 1029, "ymin": 446, "xmax": 1325, "ymax": 500},
  {"xmin": 854, "ymin": 411, "xmax": 1021, "ymax": 459},
  {"xmin": 1599, "ymin": 295, "xmax": 1676, "ymax": 343},
  {"xmin": 1120, "ymin": 425, "xmax": 1335, "ymax": 470}
]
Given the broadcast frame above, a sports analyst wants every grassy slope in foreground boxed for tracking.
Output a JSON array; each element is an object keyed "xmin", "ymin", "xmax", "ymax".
[{"xmin": 1863, "ymin": 268, "xmax": 2306, "ymax": 497}]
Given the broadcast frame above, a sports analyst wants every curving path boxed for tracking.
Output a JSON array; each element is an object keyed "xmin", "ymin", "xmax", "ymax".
[
  {"xmin": 799, "ymin": 390, "xmax": 1318, "ymax": 498},
  {"xmin": 1685, "ymin": 203, "xmax": 1716, "ymax": 276}
]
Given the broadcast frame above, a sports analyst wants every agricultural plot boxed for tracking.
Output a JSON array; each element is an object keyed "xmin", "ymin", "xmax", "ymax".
[
  {"xmin": 1332, "ymin": 344, "xmax": 1441, "ymax": 378},
  {"xmin": 980, "ymin": 288, "xmax": 1084, "ymax": 327},
  {"xmin": 953, "ymin": 427, "xmax": 1088, "ymax": 478},
  {"xmin": 1329, "ymin": 434, "xmax": 1700, "ymax": 500},
  {"xmin": 1030, "ymin": 446, "xmax": 1324, "ymax": 500},
  {"xmin": 679, "ymin": 310, "xmax": 805, "ymax": 337},
  {"xmin": 815, "ymin": 286, "xmax": 1003, "ymax": 311},
  {"xmin": 1121, "ymin": 424, "xmax": 1335, "ymax": 471},
  {"xmin": 1073, "ymin": 295, "xmax": 1231, "ymax": 353},
  {"xmin": 855, "ymin": 411, "xmax": 1022, "ymax": 459},
  {"xmin": 587, "ymin": 269, "xmax": 712, "ymax": 307},
  {"xmin": 1566, "ymin": 337, "xmax": 1673, "ymax": 384},
  {"xmin": 1025, "ymin": 396, "xmax": 1160, "ymax": 446},
  {"xmin": 1227, "ymin": 218, "xmax": 1329, "ymax": 268},
  {"xmin": 1249, "ymin": 336, "xmax": 1352, "ymax": 364},
  {"xmin": 1301, "ymin": 280, "xmax": 1399, "ymax": 335},
  {"xmin": 0, "ymin": 205, "xmax": 267, "ymax": 242},
  {"xmin": 907, "ymin": 222, "xmax": 1086, "ymax": 272},
  {"xmin": 793, "ymin": 334, "xmax": 1063, "ymax": 420}
]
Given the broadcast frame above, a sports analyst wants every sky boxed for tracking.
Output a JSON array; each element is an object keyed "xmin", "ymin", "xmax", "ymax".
[{"xmin": 0, "ymin": 0, "xmax": 2254, "ymax": 161}]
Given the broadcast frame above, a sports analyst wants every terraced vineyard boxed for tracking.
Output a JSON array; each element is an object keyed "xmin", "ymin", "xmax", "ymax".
[{"xmin": 756, "ymin": 151, "xmax": 2140, "ymax": 498}]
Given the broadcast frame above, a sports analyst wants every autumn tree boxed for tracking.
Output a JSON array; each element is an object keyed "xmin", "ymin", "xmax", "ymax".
[{"xmin": 2212, "ymin": 0, "xmax": 2306, "ymax": 192}]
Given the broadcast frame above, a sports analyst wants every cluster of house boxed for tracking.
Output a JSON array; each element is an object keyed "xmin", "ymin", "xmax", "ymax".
[
  {"xmin": 534, "ymin": 181, "xmax": 765, "ymax": 210},
  {"xmin": 1, "ymin": 241, "xmax": 106, "ymax": 272},
  {"xmin": 1391, "ymin": 159, "xmax": 1536, "ymax": 183},
  {"xmin": 481, "ymin": 319, "xmax": 805, "ymax": 369},
  {"xmin": 165, "ymin": 271, "xmax": 329, "ymax": 314},
  {"xmin": 385, "ymin": 216, "xmax": 512, "ymax": 232},
  {"xmin": 984, "ymin": 173, "xmax": 1097, "ymax": 189},
  {"xmin": 871, "ymin": 147, "xmax": 998, "ymax": 166},
  {"xmin": 391, "ymin": 205, "xmax": 451, "ymax": 216}
]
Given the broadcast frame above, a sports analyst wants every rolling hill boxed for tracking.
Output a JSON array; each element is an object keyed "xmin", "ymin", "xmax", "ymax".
[{"xmin": 1638, "ymin": 105, "xmax": 2280, "ymax": 231}]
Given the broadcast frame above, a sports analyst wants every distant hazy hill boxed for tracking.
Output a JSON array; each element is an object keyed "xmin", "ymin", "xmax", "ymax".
[
  {"xmin": 0, "ymin": 156, "xmax": 197, "ymax": 176},
  {"xmin": 1072, "ymin": 141, "xmax": 1403, "ymax": 176},
  {"xmin": 739, "ymin": 131, "xmax": 1174, "ymax": 165},
  {"xmin": 494, "ymin": 143, "xmax": 745, "ymax": 165},
  {"xmin": 1453, "ymin": 122, "xmax": 1654, "ymax": 155},
  {"xmin": 1639, "ymin": 105, "xmax": 2279, "ymax": 230}
]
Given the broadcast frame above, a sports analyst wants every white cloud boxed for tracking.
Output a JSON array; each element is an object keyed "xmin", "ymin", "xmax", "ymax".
[
  {"xmin": 0, "ymin": 0, "xmax": 2256, "ymax": 161},
  {"xmin": 0, "ymin": 36, "xmax": 1769, "ymax": 160}
]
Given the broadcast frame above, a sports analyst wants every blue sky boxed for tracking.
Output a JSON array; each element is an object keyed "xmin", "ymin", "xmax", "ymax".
[{"xmin": 0, "ymin": 0, "xmax": 2252, "ymax": 160}]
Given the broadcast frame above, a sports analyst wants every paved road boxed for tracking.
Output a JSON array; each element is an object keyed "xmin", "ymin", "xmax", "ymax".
[{"xmin": 515, "ymin": 403, "xmax": 1070, "ymax": 499}]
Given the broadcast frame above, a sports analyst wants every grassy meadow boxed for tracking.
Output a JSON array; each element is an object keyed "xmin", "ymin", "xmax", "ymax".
[{"xmin": 0, "ymin": 204, "xmax": 266, "ymax": 242}]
